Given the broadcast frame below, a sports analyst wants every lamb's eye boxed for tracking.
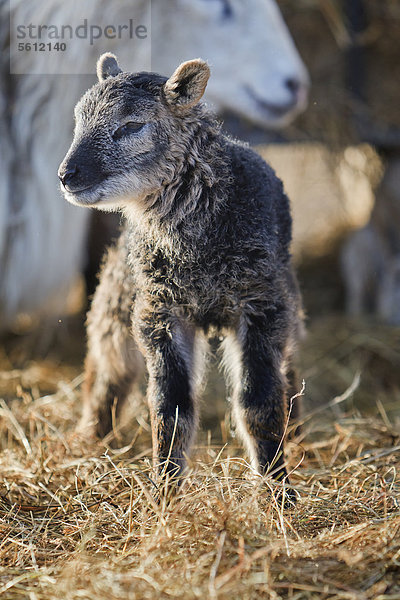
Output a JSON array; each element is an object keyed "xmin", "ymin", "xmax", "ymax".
[{"xmin": 113, "ymin": 121, "xmax": 145, "ymax": 140}]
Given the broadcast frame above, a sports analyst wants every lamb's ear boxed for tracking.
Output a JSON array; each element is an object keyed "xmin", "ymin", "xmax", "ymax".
[
  {"xmin": 164, "ymin": 59, "xmax": 210, "ymax": 110},
  {"xmin": 96, "ymin": 53, "xmax": 122, "ymax": 82}
]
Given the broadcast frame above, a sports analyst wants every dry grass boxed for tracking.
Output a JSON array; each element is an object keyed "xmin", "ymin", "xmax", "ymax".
[{"xmin": 0, "ymin": 316, "xmax": 399, "ymax": 599}]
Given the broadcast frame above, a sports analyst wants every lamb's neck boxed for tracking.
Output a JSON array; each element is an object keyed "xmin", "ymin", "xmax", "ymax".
[{"xmin": 124, "ymin": 133, "xmax": 230, "ymax": 239}]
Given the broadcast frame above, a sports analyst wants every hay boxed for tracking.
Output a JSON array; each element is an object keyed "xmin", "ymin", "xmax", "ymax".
[
  {"xmin": 299, "ymin": 316, "xmax": 400, "ymax": 420},
  {"xmin": 0, "ymin": 316, "xmax": 399, "ymax": 599}
]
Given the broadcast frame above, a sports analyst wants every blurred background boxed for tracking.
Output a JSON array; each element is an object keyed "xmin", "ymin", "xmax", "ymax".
[{"xmin": 0, "ymin": 0, "xmax": 399, "ymax": 437}]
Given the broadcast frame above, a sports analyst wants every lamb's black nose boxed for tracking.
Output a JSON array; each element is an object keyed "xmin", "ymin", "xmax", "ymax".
[{"xmin": 58, "ymin": 163, "xmax": 78, "ymax": 188}]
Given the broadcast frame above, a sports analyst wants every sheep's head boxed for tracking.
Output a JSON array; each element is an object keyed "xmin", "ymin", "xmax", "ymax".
[{"xmin": 58, "ymin": 53, "xmax": 210, "ymax": 211}]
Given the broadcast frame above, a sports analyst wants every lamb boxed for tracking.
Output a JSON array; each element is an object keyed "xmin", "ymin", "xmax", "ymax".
[{"xmin": 58, "ymin": 53, "xmax": 303, "ymax": 497}]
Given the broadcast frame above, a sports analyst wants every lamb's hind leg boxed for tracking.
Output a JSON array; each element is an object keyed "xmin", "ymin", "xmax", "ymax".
[
  {"xmin": 223, "ymin": 312, "xmax": 292, "ymax": 486},
  {"xmin": 80, "ymin": 239, "xmax": 144, "ymax": 438}
]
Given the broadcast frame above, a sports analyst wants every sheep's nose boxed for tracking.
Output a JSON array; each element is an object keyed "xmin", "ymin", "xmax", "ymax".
[
  {"xmin": 286, "ymin": 78, "xmax": 301, "ymax": 95},
  {"xmin": 58, "ymin": 163, "xmax": 78, "ymax": 188},
  {"xmin": 286, "ymin": 77, "xmax": 303, "ymax": 94},
  {"xmin": 285, "ymin": 77, "xmax": 309, "ymax": 108}
]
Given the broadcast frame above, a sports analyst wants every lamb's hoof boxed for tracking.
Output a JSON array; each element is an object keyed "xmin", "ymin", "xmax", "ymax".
[
  {"xmin": 269, "ymin": 467, "xmax": 298, "ymax": 509},
  {"xmin": 277, "ymin": 486, "xmax": 298, "ymax": 510},
  {"xmin": 154, "ymin": 477, "xmax": 182, "ymax": 507},
  {"xmin": 275, "ymin": 483, "xmax": 298, "ymax": 509},
  {"xmin": 153, "ymin": 460, "xmax": 186, "ymax": 504}
]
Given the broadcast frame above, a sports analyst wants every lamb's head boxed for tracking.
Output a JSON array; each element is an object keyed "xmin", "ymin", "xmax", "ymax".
[{"xmin": 58, "ymin": 53, "xmax": 210, "ymax": 211}]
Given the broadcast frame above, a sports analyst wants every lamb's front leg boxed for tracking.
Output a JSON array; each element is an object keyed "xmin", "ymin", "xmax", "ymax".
[
  {"xmin": 223, "ymin": 313, "xmax": 291, "ymax": 485},
  {"xmin": 136, "ymin": 310, "xmax": 198, "ymax": 479}
]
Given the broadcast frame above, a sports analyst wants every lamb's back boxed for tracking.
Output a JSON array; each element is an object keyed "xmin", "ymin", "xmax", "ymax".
[{"xmin": 221, "ymin": 138, "xmax": 293, "ymax": 264}]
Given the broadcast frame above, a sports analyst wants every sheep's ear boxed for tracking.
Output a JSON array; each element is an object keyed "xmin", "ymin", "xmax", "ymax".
[
  {"xmin": 164, "ymin": 59, "xmax": 210, "ymax": 110},
  {"xmin": 97, "ymin": 53, "xmax": 122, "ymax": 82}
]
